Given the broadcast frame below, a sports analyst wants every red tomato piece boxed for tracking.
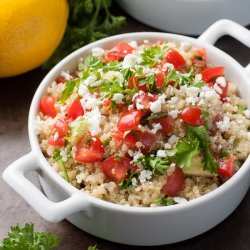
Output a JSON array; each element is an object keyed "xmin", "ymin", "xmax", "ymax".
[
  {"xmin": 155, "ymin": 71, "xmax": 165, "ymax": 88},
  {"xmin": 54, "ymin": 118, "xmax": 69, "ymax": 137},
  {"xmin": 128, "ymin": 76, "xmax": 148, "ymax": 91},
  {"xmin": 105, "ymin": 42, "xmax": 133, "ymax": 62},
  {"xmin": 133, "ymin": 130, "xmax": 156, "ymax": 154},
  {"xmin": 40, "ymin": 96, "xmax": 57, "ymax": 118},
  {"xmin": 48, "ymin": 135, "xmax": 65, "ymax": 147},
  {"xmin": 163, "ymin": 49, "xmax": 186, "ymax": 69},
  {"xmin": 180, "ymin": 106, "xmax": 205, "ymax": 126},
  {"xmin": 117, "ymin": 110, "xmax": 144, "ymax": 131},
  {"xmin": 201, "ymin": 67, "xmax": 224, "ymax": 83},
  {"xmin": 111, "ymin": 131, "xmax": 137, "ymax": 149},
  {"xmin": 133, "ymin": 92, "xmax": 158, "ymax": 110},
  {"xmin": 67, "ymin": 99, "xmax": 84, "ymax": 120},
  {"xmin": 55, "ymin": 75, "xmax": 67, "ymax": 84},
  {"xmin": 154, "ymin": 116, "xmax": 175, "ymax": 136},
  {"xmin": 75, "ymin": 135, "xmax": 104, "ymax": 163},
  {"xmin": 103, "ymin": 100, "xmax": 111, "ymax": 107},
  {"xmin": 162, "ymin": 167, "xmax": 185, "ymax": 197},
  {"xmin": 218, "ymin": 155, "xmax": 236, "ymax": 180},
  {"xmin": 212, "ymin": 114, "xmax": 223, "ymax": 126},
  {"xmin": 100, "ymin": 156, "xmax": 137, "ymax": 183}
]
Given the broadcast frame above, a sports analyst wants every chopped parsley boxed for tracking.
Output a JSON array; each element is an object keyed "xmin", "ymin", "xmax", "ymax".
[
  {"xmin": 154, "ymin": 197, "xmax": 176, "ymax": 206},
  {"xmin": 60, "ymin": 80, "xmax": 76, "ymax": 104},
  {"xmin": 119, "ymin": 170, "xmax": 139, "ymax": 189}
]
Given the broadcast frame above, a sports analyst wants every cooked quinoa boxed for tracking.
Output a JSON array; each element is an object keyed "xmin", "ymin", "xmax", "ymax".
[{"xmin": 36, "ymin": 39, "xmax": 250, "ymax": 207}]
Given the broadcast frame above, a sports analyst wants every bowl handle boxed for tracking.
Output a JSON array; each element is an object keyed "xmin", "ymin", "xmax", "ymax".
[
  {"xmin": 2, "ymin": 152, "xmax": 91, "ymax": 223},
  {"xmin": 198, "ymin": 19, "xmax": 250, "ymax": 78}
]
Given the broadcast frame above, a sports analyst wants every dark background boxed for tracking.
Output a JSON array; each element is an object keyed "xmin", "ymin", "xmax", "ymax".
[{"xmin": 0, "ymin": 3, "xmax": 250, "ymax": 250}]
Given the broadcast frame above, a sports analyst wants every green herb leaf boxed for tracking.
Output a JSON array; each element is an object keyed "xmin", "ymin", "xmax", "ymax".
[
  {"xmin": 88, "ymin": 244, "xmax": 98, "ymax": 250},
  {"xmin": 119, "ymin": 170, "xmax": 139, "ymax": 189},
  {"xmin": 60, "ymin": 80, "xmax": 76, "ymax": 104},
  {"xmin": 0, "ymin": 223, "xmax": 59, "ymax": 250},
  {"xmin": 134, "ymin": 155, "xmax": 169, "ymax": 175},
  {"xmin": 154, "ymin": 197, "xmax": 176, "ymax": 206}
]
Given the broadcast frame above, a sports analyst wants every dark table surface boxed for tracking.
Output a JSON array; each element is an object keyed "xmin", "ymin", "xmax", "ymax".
[{"xmin": 1, "ymin": 4, "xmax": 250, "ymax": 250}]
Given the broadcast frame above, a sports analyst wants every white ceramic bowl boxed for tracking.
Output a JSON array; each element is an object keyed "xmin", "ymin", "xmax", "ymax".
[
  {"xmin": 116, "ymin": 0, "xmax": 250, "ymax": 35},
  {"xmin": 3, "ymin": 20, "xmax": 250, "ymax": 246}
]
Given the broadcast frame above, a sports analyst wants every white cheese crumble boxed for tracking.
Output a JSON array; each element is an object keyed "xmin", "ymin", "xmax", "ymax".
[
  {"xmin": 131, "ymin": 177, "xmax": 137, "ymax": 186},
  {"xmin": 83, "ymin": 107, "xmax": 102, "ymax": 136},
  {"xmin": 138, "ymin": 170, "xmax": 152, "ymax": 183},
  {"xmin": 60, "ymin": 70, "xmax": 72, "ymax": 80},
  {"xmin": 128, "ymin": 40, "xmax": 138, "ymax": 48},
  {"xmin": 92, "ymin": 47, "xmax": 105, "ymax": 57},
  {"xmin": 78, "ymin": 84, "xmax": 90, "ymax": 97},
  {"xmin": 186, "ymin": 87, "xmax": 200, "ymax": 97},
  {"xmin": 216, "ymin": 76, "xmax": 226, "ymax": 87},
  {"xmin": 112, "ymin": 93, "xmax": 124, "ymax": 104},
  {"xmin": 168, "ymin": 135, "xmax": 179, "ymax": 145},
  {"xmin": 80, "ymin": 96, "xmax": 98, "ymax": 110},
  {"xmin": 168, "ymin": 109, "xmax": 179, "ymax": 118},
  {"xmin": 150, "ymin": 100, "xmax": 162, "ymax": 113},
  {"xmin": 76, "ymin": 173, "xmax": 85, "ymax": 184},
  {"xmin": 83, "ymin": 75, "xmax": 97, "ymax": 86},
  {"xmin": 158, "ymin": 94, "xmax": 166, "ymax": 104},
  {"xmin": 156, "ymin": 150, "xmax": 166, "ymax": 158},
  {"xmin": 133, "ymin": 151, "xmax": 144, "ymax": 162},
  {"xmin": 216, "ymin": 115, "xmax": 231, "ymax": 132},
  {"xmin": 103, "ymin": 71, "xmax": 124, "ymax": 84},
  {"xmin": 213, "ymin": 83, "xmax": 223, "ymax": 95},
  {"xmin": 243, "ymin": 109, "xmax": 250, "ymax": 119},
  {"xmin": 162, "ymin": 63, "xmax": 174, "ymax": 70},
  {"xmin": 151, "ymin": 123, "xmax": 162, "ymax": 134},
  {"xmin": 164, "ymin": 143, "xmax": 172, "ymax": 149},
  {"xmin": 53, "ymin": 132, "xmax": 59, "ymax": 141},
  {"xmin": 194, "ymin": 73, "xmax": 202, "ymax": 83},
  {"xmin": 173, "ymin": 197, "xmax": 188, "ymax": 204},
  {"xmin": 122, "ymin": 54, "xmax": 138, "ymax": 68}
]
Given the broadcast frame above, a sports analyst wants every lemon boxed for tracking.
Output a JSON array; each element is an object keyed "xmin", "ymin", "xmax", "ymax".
[{"xmin": 0, "ymin": 0, "xmax": 69, "ymax": 77}]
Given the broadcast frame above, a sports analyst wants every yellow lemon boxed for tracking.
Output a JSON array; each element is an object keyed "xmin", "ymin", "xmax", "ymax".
[{"xmin": 0, "ymin": 0, "xmax": 69, "ymax": 77}]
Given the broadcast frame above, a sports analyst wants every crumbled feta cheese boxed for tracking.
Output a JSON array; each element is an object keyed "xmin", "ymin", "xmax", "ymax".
[
  {"xmin": 53, "ymin": 132, "xmax": 59, "ymax": 141},
  {"xmin": 156, "ymin": 150, "xmax": 166, "ymax": 158},
  {"xmin": 162, "ymin": 62, "xmax": 174, "ymax": 70},
  {"xmin": 168, "ymin": 109, "xmax": 179, "ymax": 118},
  {"xmin": 180, "ymin": 42, "xmax": 191, "ymax": 52},
  {"xmin": 128, "ymin": 40, "xmax": 138, "ymax": 48},
  {"xmin": 194, "ymin": 73, "xmax": 202, "ymax": 83},
  {"xmin": 76, "ymin": 173, "xmax": 85, "ymax": 184},
  {"xmin": 168, "ymin": 135, "xmax": 179, "ymax": 145},
  {"xmin": 151, "ymin": 123, "xmax": 162, "ymax": 134},
  {"xmin": 168, "ymin": 96, "xmax": 178, "ymax": 104},
  {"xmin": 80, "ymin": 96, "xmax": 98, "ymax": 110},
  {"xmin": 133, "ymin": 151, "xmax": 143, "ymax": 162},
  {"xmin": 186, "ymin": 96, "xmax": 197, "ymax": 105},
  {"xmin": 78, "ymin": 86, "xmax": 89, "ymax": 97},
  {"xmin": 92, "ymin": 47, "xmax": 105, "ymax": 57},
  {"xmin": 186, "ymin": 87, "xmax": 200, "ymax": 97},
  {"xmin": 60, "ymin": 70, "xmax": 71, "ymax": 80},
  {"xmin": 103, "ymin": 71, "xmax": 124, "ymax": 83},
  {"xmin": 83, "ymin": 75, "xmax": 97, "ymax": 86},
  {"xmin": 216, "ymin": 76, "xmax": 226, "ymax": 87},
  {"xmin": 173, "ymin": 197, "xmax": 188, "ymax": 204},
  {"xmin": 122, "ymin": 54, "xmax": 138, "ymax": 68},
  {"xmin": 112, "ymin": 93, "xmax": 124, "ymax": 104},
  {"xmin": 216, "ymin": 115, "xmax": 231, "ymax": 132},
  {"xmin": 60, "ymin": 148, "xmax": 68, "ymax": 162},
  {"xmin": 138, "ymin": 170, "xmax": 152, "ymax": 183},
  {"xmin": 83, "ymin": 107, "xmax": 102, "ymax": 135},
  {"xmin": 200, "ymin": 87, "xmax": 218, "ymax": 101},
  {"xmin": 243, "ymin": 109, "xmax": 250, "ymax": 119},
  {"xmin": 131, "ymin": 177, "xmax": 137, "ymax": 186},
  {"xmin": 143, "ymin": 40, "xmax": 149, "ymax": 44},
  {"xmin": 213, "ymin": 83, "xmax": 223, "ymax": 95},
  {"xmin": 158, "ymin": 94, "xmax": 166, "ymax": 104},
  {"xmin": 150, "ymin": 100, "xmax": 162, "ymax": 113},
  {"xmin": 135, "ymin": 98, "xmax": 144, "ymax": 110},
  {"xmin": 128, "ymin": 104, "xmax": 134, "ymax": 111}
]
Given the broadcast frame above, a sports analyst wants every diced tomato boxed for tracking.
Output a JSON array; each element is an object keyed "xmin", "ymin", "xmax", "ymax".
[
  {"xmin": 55, "ymin": 75, "xmax": 67, "ymax": 84},
  {"xmin": 100, "ymin": 156, "xmax": 137, "ymax": 183},
  {"xmin": 75, "ymin": 135, "xmax": 104, "ymax": 163},
  {"xmin": 163, "ymin": 49, "xmax": 186, "ymax": 69},
  {"xmin": 67, "ymin": 99, "xmax": 84, "ymax": 120},
  {"xmin": 218, "ymin": 155, "xmax": 236, "ymax": 180},
  {"xmin": 191, "ymin": 48, "xmax": 207, "ymax": 71},
  {"xmin": 162, "ymin": 167, "xmax": 185, "ymax": 197},
  {"xmin": 111, "ymin": 131, "xmax": 137, "ymax": 149},
  {"xmin": 40, "ymin": 96, "xmax": 57, "ymax": 118},
  {"xmin": 54, "ymin": 118, "xmax": 69, "ymax": 137},
  {"xmin": 201, "ymin": 67, "xmax": 224, "ymax": 83},
  {"xmin": 133, "ymin": 92, "xmax": 158, "ymax": 110},
  {"xmin": 48, "ymin": 135, "xmax": 65, "ymax": 147},
  {"xmin": 105, "ymin": 42, "xmax": 133, "ymax": 62},
  {"xmin": 154, "ymin": 116, "xmax": 175, "ymax": 136},
  {"xmin": 128, "ymin": 76, "xmax": 148, "ymax": 91},
  {"xmin": 117, "ymin": 110, "xmax": 144, "ymax": 131},
  {"xmin": 180, "ymin": 106, "xmax": 205, "ymax": 126},
  {"xmin": 133, "ymin": 130, "xmax": 156, "ymax": 154},
  {"xmin": 155, "ymin": 71, "xmax": 165, "ymax": 88}
]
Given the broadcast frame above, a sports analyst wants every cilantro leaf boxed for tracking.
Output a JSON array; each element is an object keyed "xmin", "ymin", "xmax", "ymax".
[
  {"xmin": 0, "ymin": 223, "xmax": 59, "ymax": 250},
  {"xmin": 154, "ymin": 197, "xmax": 176, "ymax": 206},
  {"xmin": 88, "ymin": 245, "xmax": 98, "ymax": 250},
  {"xmin": 187, "ymin": 125, "xmax": 219, "ymax": 173},
  {"xmin": 119, "ymin": 170, "xmax": 139, "ymax": 189},
  {"xmin": 60, "ymin": 80, "xmax": 75, "ymax": 104},
  {"xmin": 173, "ymin": 138, "xmax": 199, "ymax": 168},
  {"xmin": 135, "ymin": 155, "xmax": 169, "ymax": 175}
]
